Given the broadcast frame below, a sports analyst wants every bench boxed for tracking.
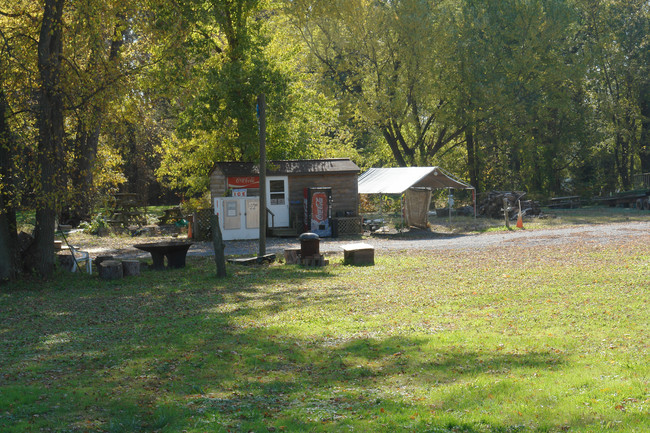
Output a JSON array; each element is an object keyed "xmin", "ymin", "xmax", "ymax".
[
  {"xmin": 548, "ymin": 196, "xmax": 581, "ymax": 209},
  {"xmin": 341, "ymin": 243, "xmax": 375, "ymax": 266}
]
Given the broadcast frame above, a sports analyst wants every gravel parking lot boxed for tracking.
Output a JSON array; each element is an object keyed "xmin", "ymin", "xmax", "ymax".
[{"xmin": 92, "ymin": 220, "xmax": 649, "ymax": 260}]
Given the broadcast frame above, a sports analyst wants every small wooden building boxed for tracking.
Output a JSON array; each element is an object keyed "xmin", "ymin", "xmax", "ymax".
[{"xmin": 209, "ymin": 158, "xmax": 361, "ymax": 237}]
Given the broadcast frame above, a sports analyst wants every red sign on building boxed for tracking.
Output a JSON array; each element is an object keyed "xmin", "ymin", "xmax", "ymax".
[{"xmin": 227, "ymin": 176, "xmax": 259, "ymax": 189}]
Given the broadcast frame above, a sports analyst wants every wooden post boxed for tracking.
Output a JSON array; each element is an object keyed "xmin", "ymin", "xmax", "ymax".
[
  {"xmin": 99, "ymin": 260, "xmax": 123, "ymax": 280},
  {"xmin": 257, "ymin": 94, "xmax": 267, "ymax": 256},
  {"xmin": 211, "ymin": 214, "xmax": 227, "ymax": 277},
  {"xmin": 121, "ymin": 260, "xmax": 141, "ymax": 277}
]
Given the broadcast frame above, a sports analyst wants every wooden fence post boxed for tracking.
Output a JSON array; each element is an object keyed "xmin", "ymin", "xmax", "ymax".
[{"xmin": 211, "ymin": 214, "xmax": 227, "ymax": 277}]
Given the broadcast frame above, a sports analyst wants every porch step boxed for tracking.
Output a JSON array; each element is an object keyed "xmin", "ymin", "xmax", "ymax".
[{"xmin": 269, "ymin": 227, "xmax": 298, "ymax": 237}]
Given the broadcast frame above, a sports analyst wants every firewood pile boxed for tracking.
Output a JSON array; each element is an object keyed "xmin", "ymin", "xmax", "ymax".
[{"xmin": 479, "ymin": 191, "xmax": 541, "ymax": 219}]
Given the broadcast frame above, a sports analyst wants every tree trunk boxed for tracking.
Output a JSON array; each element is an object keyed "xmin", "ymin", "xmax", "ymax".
[
  {"xmin": 69, "ymin": 32, "xmax": 124, "ymax": 222},
  {"xmin": 0, "ymin": 88, "xmax": 18, "ymax": 282},
  {"xmin": 465, "ymin": 127, "xmax": 479, "ymax": 192},
  {"xmin": 67, "ymin": 117, "xmax": 101, "ymax": 223},
  {"xmin": 615, "ymin": 131, "xmax": 632, "ymax": 190},
  {"xmin": 639, "ymin": 83, "xmax": 650, "ymax": 173},
  {"xmin": 33, "ymin": 0, "xmax": 66, "ymax": 278},
  {"xmin": 381, "ymin": 127, "xmax": 408, "ymax": 167}
]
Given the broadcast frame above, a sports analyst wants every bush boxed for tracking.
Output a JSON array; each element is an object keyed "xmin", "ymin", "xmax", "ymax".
[{"xmin": 79, "ymin": 214, "xmax": 110, "ymax": 235}]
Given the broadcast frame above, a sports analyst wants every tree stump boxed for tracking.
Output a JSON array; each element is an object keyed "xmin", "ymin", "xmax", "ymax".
[
  {"xmin": 121, "ymin": 260, "xmax": 141, "ymax": 277},
  {"xmin": 284, "ymin": 248, "xmax": 301, "ymax": 264},
  {"xmin": 94, "ymin": 255, "xmax": 114, "ymax": 268},
  {"xmin": 57, "ymin": 253, "xmax": 74, "ymax": 272},
  {"xmin": 99, "ymin": 260, "xmax": 123, "ymax": 280}
]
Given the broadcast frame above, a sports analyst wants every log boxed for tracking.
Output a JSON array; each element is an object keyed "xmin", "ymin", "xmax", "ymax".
[
  {"xmin": 94, "ymin": 255, "xmax": 114, "ymax": 268},
  {"xmin": 121, "ymin": 260, "xmax": 141, "ymax": 277},
  {"xmin": 478, "ymin": 191, "xmax": 541, "ymax": 219},
  {"xmin": 99, "ymin": 260, "xmax": 123, "ymax": 280}
]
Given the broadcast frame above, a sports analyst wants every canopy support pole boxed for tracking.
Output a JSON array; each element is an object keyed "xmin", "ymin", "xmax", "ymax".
[{"xmin": 448, "ymin": 188, "xmax": 453, "ymax": 226}]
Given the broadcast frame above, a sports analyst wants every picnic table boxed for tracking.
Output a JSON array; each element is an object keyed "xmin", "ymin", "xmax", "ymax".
[
  {"xmin": 134, "ymin": 241, "xmax": 193, "ymax": 270},
  {"xmin": 107, "ymin": 193, "xmax": 145, "ymax": 227},
  {"xmin": 158, "ymin": 207, "xmax": 184, "ymax": 225}
]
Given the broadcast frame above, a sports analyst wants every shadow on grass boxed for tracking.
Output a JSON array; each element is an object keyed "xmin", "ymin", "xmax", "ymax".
[
  {"xmin": 1, "ymin": 262, "xmax": 570, "ymax": 433},
  {"xmin": 369, "ymin": 227, "xmax": 471, "ymax": 241}
]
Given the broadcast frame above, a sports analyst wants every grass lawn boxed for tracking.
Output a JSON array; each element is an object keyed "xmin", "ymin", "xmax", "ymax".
[{"xmin": 1, "ymin": 226, "xmax": 648, "ymax": 432}]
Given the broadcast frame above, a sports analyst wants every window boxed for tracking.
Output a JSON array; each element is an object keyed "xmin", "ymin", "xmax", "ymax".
[{"xmin": 269, "ymin": 180, "xmax": 285, "ymax": 205}]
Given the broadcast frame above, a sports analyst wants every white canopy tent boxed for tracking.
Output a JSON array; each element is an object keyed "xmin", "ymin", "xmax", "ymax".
[
  {"xmin": 358, "ymin": 167, "xmax": 476, "ymax": 224},
  {"xmin": 358, "ymin": 167, "xmax": 473, "ymax": 194}
]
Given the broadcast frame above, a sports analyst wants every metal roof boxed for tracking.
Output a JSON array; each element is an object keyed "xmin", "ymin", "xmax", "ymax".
[
  {"xmin": 358, "ymin": 167, "xmax": 473, "ymax": 194},
  {"xmin": 210, "ymin": 158, "xmax": 360, "ymax": 176}
]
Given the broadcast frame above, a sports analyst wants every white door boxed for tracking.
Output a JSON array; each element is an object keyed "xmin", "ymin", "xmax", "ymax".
[{"xmin": 266, "ymin": 176, "xmax": 289, "ymax": 227}]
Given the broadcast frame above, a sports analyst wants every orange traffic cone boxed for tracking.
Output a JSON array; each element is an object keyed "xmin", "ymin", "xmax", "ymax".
[{"xmin": 516, "ymin": 212, "xmax": 524, "ymax": 229}]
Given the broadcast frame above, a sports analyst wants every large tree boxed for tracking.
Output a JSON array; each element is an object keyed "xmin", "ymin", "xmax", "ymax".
[
  {"xmin": 0, "ymin": 85, "xmax": 17, "ymax": 281},
  {"xmin": 580, "ymin": 0, "xmax": 650, "ymax": 189},
  {"xmin": 32, "ymin": 0, "xmax": 66, "ymax": 277},
  {"xmin": 154, "ymin": 0, "xmax": 354, "ymax": 195},
  {"xmin": 0, "ymin": 0, "xmax": 40, "ymax": 280},
  {"xmin": 286, "ymin": 0, "xmax": 465, "ymax": 167},
  {"xmin": 448, "ymin": 0, "xmax": 588, "ymax": 194}
]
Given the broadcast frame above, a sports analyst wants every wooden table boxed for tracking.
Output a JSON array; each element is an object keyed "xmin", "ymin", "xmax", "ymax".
[
  {"xmin": 134, "ymin": 241, "xmax": 193, "ymax": 270},
  {"xmin": 108, "ymin": 193, "xmax": 145, "ymax": 227}
]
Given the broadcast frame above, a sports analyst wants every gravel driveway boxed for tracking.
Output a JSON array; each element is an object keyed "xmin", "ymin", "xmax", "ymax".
[{"xmin": 180, "ymin": 220, "xmax": 650, "ymax": 258}]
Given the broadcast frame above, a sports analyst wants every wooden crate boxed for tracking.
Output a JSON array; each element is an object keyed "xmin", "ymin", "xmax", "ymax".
[{"xmin": 342, "ymin": 243, "xmax": 375, "ymax": 266}]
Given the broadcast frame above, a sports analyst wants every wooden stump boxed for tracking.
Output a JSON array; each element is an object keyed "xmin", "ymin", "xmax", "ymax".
[
  {"xmin": 121, "ymin": 260, "xmax": 141, "ymax": 277},
  {"xmin": 99, "ymin": 260, "xmax": 123, "ymax": 280},
  {"xmin": 342, "ymin": 243, "xmax": 375, "ymax": 266},
  {"xmin": 284, "ymin": 248, "xmax": 301, "ymax": 265},
  {"xmin": 94, "ymin": 255, "xmax": 114, "ymax": 268},
  {"xmin": 57, "ymin": 253, "xmax": 74, "ymax": 272}
]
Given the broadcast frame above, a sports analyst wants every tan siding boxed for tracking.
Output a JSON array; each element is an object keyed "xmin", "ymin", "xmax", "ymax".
[{"xmin": 289, "ymin": 174, "xmax": 359, "ymax": 216}]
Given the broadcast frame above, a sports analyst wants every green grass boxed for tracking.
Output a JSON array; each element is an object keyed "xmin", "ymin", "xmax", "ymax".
[{"xmin": 1, "ymin": 226, "xmax": 649, "ymax": 432}]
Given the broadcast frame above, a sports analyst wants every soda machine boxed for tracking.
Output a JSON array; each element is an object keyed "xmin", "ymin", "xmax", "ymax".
[{"xmin": 304, "ymin": 187, "xmax": 332, "ymax": 237}]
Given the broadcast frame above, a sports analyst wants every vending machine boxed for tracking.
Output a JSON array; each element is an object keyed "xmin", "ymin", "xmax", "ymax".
[{"xmin": 304, "ymin": 187, "xmax": 332, "ymax": 237}]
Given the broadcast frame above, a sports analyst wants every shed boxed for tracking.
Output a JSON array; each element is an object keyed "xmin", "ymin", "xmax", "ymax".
[
  {"xmin": 358, "ymin": 167, "xmax": 476, "ymax": 226},
  {"xmin": 209, "ymin": 158, "xmax": 361, "ymax": 238}
]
